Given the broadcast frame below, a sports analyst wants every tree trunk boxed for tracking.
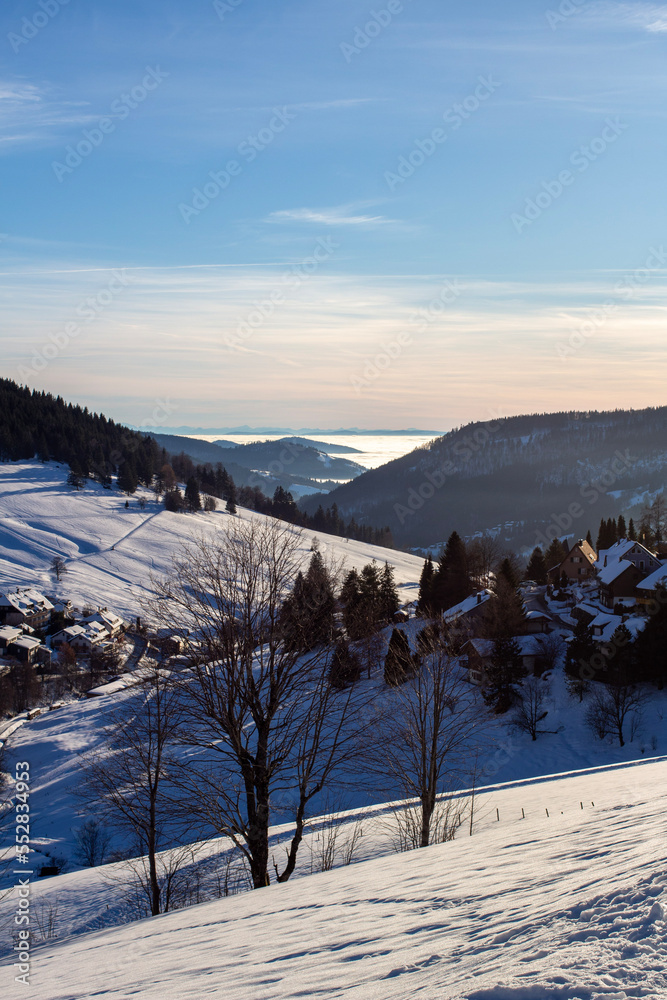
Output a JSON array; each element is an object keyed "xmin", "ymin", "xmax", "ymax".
[
  {"xmin": 148, "ymin": 798, "xmax": 160, "ymax": 915},
  {"xmin": 420, "ymin": 792, "xmax": 434, "ymax": 848}
]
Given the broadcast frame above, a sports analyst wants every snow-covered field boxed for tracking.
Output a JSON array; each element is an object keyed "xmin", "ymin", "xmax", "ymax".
[
  {"xmin": 3, "ymin": 757, "xmax": 666, "ymax": 1000},
  {"xmin": 0, "ymin": 462, "xmax": 424, "ymax": 618}
]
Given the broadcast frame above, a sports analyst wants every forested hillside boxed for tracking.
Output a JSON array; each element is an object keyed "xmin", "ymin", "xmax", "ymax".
[
  {"xmin": 0, "ymin": 379, "xmax": 160, "ymax": 484},
  {"xmin": 302, "ymin": 408, "xmax": 667, "ymax": 549}
]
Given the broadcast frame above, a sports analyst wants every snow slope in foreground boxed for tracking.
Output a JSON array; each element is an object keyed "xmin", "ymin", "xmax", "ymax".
[
  {"xmin": 4, "ymin": 758, "xmax": 667, "ymax": 1000},
  {"xmin": 0, "ymin": 462, "xmax": 424, "ymax": 617}
]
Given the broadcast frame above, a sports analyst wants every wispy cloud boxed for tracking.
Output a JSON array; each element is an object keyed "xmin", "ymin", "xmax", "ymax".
[
  {"xmin": 0, "ymin": 79, "xmax": 97, "ymax": 151},
  {"xmin": 267, "ymin": 206, "xmax": 394, "ymax": 228},
  {"xmin": 588, "ymin": 2, "xmax": 667, "ymax": 32}
]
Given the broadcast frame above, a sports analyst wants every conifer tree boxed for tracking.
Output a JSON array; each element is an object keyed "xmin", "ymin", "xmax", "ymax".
[
  {"xmin": 586, "ymin": 529, "xmax": 594, "ymax": 548},
  {"xmin": 545, "ymin": 538, "xmax": 566, "ymax": 576},
  {"xmin": 67, "ymin": 461, "xmax": 85, "ymax": 491},
  {"xmin": 482, "ymin": 635, "xmax": 525, "ymax": 714},
  {"xmin": 417, "ymin": 556, "xmax": 435, "ymax": 616},
  {"xmin": 380, "ymin": 562, "xmax": 400, "ymax": 621},
  {"xmin": 497, "ymin": 556, "xmax": 520, "ymax": 590},
  {"xmin": 481, "ymin": 573, "xmax": 527, "ymax": 711},
  {"xmin": 305, "ymin": 550, "xmax": 336, "ymax": 647},
  {"xmin": 225, "ymin": 480, "xmax": 237, "ymax": 515},
  {"xmin": 525, "ymin": 547, "xmax": 547, "ymax": 585},
  {"xmin": 596, "ymin": 518, "xmax": 606, "ymax": 552},
  {"xmin": 384, "ymin": 628, "xmax": 413, "ymax": 687},
  {"xmin": 185, "ymin": 477, "xmax": 202, "ymax": 512},
  {"xmin": 617, "ymin": 514, "xmax": 627, "ymax": 539},
  {"xmin": 628, "ymin": 518, "xmax": 637, "ymax": 541},
  {"xmin": 633, "ymin": 587, "xmax": 667, "ymax": 686},
  {"xmin": 566, "ymin": 617, "xmax": 597, "ymax": 689},
  {"xmin": 279, "ymin": 571, "xmax": 309, "ymax": 653},
  {"xmin": 431, "ymin": 532, "xmax": 471, "ymax": 613},
  {"xmin": 329, "ymin": 639, "xmax": 362, "ymax": 689},
  {"xmin": 117, "ymin": 460, "xmax": 138, "ymax": 495}
]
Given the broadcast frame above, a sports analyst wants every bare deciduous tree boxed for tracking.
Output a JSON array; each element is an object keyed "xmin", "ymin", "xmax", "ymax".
[
  {"xmin": 586, "ymin": 680, "xmax": 647, "ymax": 748},
  {"xmin": 538, "ymin": 630, "xmax": 565, "ymax": 671},
  {"xmin": 78, "ymin": 670, "xmax": 192, "ymax": 915},
  {"xmin": 511, "ymin": 675, "xmax": 550, "ymax": 741},
  {"xmin": 145, "ymin": 518, "xmax": 366, "ymax": 890},
  {"xmin": 467, "ymin": 534, "xmax": 501, "ymax": 589},
  {"xmin": 51, "ymin": 556, "xmax": 67, "ymax": 581},
  {"xmin": 371, "ymin": 626, "xmax": 482, "ymax": 848},
  {"xmin": 73, "ymin": 819, "xmax": 112, "ymax": 867}
]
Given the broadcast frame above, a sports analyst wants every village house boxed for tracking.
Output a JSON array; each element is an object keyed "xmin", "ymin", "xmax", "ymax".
[
  {"xmin": 594, "ymin": 540, "xmax": 663, "ymax": 609},
  {"xmin": 523, "ymin": 610, "xmax": 553, "ymax": 634},
  {"xmin": 595, "ymin": 538, "xmax": 661, "ymax": 577},
  {"xmin": 51, "ymin": 623, "xmax": 110, "ymax": 654},
  {"xmin": 635, "ymin": 564, "xmax": 667, "ymax": 608},
  {"xmin": 7, "ymin": 634, "xmax": 45, "ymax": 665},
  {"xmin": 442, "ymin": 590, "xmax": 494, "ymax": 637},
  {"xmin": 80, "ymin": 608, "xmax": 126, "ymax": 639},
  {"xmin": 463, "ymin": 634, "xmax": 550, "ymax": 687},
  {"xmin": 0, "ymin": 588, "xmax": 54, "ymax": 629},
  {"xmin": 571, "ymin": 601, "xmax": 602, "ymax": 626},
  {"xmin": 597, "ymin": 560, "xmax": 646, "ymax": 609},
  {"xmin": 0, "ymin": 625, "xmax": 24, "ymax": 655},
  {"xmin": 547, "ymin": 539, "xmax": 597, "ymax": 585}
]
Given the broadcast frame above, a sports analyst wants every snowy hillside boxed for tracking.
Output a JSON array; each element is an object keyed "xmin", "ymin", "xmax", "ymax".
[
  {"xmin": 0, "ymin": 462, "xmax": 424, "ymax": 618},
  {"xmin": 4, "ymin": 757, "xmax": 666, "ymax": 999}
]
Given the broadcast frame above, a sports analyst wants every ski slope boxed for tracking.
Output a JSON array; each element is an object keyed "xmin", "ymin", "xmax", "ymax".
[
  {"xmin": 0, "ymin": 462, "xmax": 424, "ymax": 618},
  {"xmin": 3, "ymin": 757, "xmax": 666, "ymax": 1000}
]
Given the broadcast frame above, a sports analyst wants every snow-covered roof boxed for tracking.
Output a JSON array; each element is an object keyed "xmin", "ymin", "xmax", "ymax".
[
  {"xmin": 525, "ymin": 609, "xmax": 551, "ymax": 621},
  {"xmin": 56, "ymin": 625, "xmax": 87, "ymax": 640},
  {"xmin": 591, "ymin": 613, "xmax": 646, "ymax": 644},
  {"xmin": 443, "ymin": 590, "xmax": 493, "ymax": 623},
  {"xmin": 597, "ymin": 559, "xmax": 634, "ymax": 586},
  {"xmin": 81, "ymin": 609, "xmax": 126, "ymax": 632},
  {"xmin": 0, "ymin": 588, "xmax": 54, "ymax": 615},
  {"xmin": 573, "ymin": 602, "xmax": 603, "ymax": 621},
  {"xmin": 466, "ymin": 635, "xmax": 546, "ymax": 658},
  {"xmin": 636, "ymin": 565, "xmax": 667, "ymax": 593},
  {"xmin": 595, "ymin": 539, "xmax": 657, "ymax": 572},
  {"xmin": 53, "ymin": 623, "xmax": 107, "ymax": 647},
  {"xmin": 9, "ymin": 635, "xmax": 43, "ymax": 651},
  {"xmin": 0, "ymin": 625, "xmax": 22, "ymax": 643}
]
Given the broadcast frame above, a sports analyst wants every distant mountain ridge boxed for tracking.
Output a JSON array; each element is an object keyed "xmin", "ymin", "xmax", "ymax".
[
  {"xmin": 149, "ymin": 433, "xmax": 365, "ymax": 496},
  {"xmin": 301, "ymin": 407, "xmax": 667, "ymax": 550},
  {"xmin": 147, "ymin": 426, "xmax": 444, "ymax": 436}
]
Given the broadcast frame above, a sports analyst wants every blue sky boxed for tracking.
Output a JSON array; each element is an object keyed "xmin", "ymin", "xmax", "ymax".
[{"xmin": 2, "ymin": 0, "xmax": 667, "ymax": 429}]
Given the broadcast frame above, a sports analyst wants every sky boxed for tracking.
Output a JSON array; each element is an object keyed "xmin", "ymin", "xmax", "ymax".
[{"xmin": 2, "ymin": 0, "xmax": 667, "ymax": 430}]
